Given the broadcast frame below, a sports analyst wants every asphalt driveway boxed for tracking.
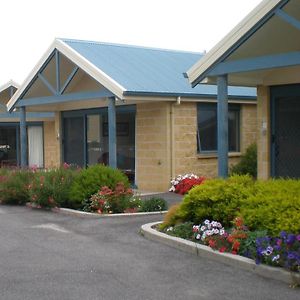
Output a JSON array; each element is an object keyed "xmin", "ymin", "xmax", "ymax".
[{"xmin": 0, "ymin": 206, "xmax": 298, "ymax": 300}]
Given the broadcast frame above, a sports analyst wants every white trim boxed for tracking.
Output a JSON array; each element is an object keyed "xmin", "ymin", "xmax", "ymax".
[
  {"xmin": 187, "ymin": 0, "xmax": 283, "ymax": 84},
  {"xmin": 7, "ymin": 38, "xmax": 126, "ymax": 111}
]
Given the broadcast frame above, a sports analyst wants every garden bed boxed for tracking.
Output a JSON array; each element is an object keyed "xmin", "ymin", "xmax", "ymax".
[{"xmin": 141, "ymin": 222, "xmax": 300, "ymax": 287}]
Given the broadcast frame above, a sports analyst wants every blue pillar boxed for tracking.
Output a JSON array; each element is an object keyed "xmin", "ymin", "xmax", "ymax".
[
  {"xmin": 217, "ymin": 75, "xmax": 228, "ymax": 178},
  {"xmin": 20, "ymin": 106, "xmax": 28, "ymax": 168},
  {"xmin": 108, "ymin": 97, "xmax": 117, "ymax": 168}
]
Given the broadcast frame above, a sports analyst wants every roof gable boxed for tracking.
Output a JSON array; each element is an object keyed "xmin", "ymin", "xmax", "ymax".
[{"xmin": 187, "ymin": 0, "xmax": 288, "ymax": 86}]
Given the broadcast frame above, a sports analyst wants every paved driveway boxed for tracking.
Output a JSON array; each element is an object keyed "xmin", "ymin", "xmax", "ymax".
[{"xmin": 0, "ymin": 206, "xmax": 298, "ymax": 300}]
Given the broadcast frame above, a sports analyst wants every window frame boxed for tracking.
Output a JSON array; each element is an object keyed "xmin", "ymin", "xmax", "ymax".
[{"xmin": 197, "ymin": 102, "xmax": 240, "ymax": 154}]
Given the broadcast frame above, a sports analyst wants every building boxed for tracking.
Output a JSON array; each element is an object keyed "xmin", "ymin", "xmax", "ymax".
[
  {"xmin": 7, "ymin": 39, "xmax": 256, "ymax": 190},
  {"xmin": 0, "ymin": 81, "xmax": 54, "ymax": 167},
  {"xmin": 187, "ymin": 0, "xmax": 299, "ymax": 179}
]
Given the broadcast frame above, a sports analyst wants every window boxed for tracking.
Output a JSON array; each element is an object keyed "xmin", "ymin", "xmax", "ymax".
[{"xmin": 197, "ymin": 103, "xmax": 240, "ymax": 153}]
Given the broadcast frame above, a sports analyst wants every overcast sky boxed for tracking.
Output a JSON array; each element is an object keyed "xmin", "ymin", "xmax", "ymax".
[{"xmin": 1, "ymin": 0, "xmax": 262, "ymax": 85}]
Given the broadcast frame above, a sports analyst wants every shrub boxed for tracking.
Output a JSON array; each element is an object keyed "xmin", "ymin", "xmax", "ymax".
[
  {"xmin": 87, "ymin": 182, "xmax": 140, "ymax": 214},
  {"xmin": 173, "ymin": 175, "xmax": 255, "ymax": 227},
  {"xmin": 139, "ymin": 197, "xmax": 168, "ymax": 212},
  {"xmin": 240, "ymin": 179, "xmax": 300, "ymax": 235},
  {"xmin": 160, "ymin": 204, "xmax": 181, "ymax": 230},
  {"xmin": 28, "ymin": 167, "xmax": 78, "ymax": 209},
  {"xmin": 230, "ymin": 143, "xmax": 257, "ymax": 178},
  {"xmin": 69, "ymin": 164, "xmax": 129, "ymax": 206},
  {"xmin": 0, "ymin": 169, "xmax": 35, "ymax": 205},
  {"xmin": 162, "ymin": 222, "xmax": 194, "ymax": 240}
]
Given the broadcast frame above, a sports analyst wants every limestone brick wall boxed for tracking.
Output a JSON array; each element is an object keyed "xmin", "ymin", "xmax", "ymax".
[
  {"xmin": 256, "ymin": 86, "xmax": 271, "ymax": 179},
  {"xmin": 136, "ymin": 102, "xmax": 171, "ymax": 191},
  {"xmin": 135, "ymin": 101, "xmax": 257, "ymax": 192},
  {"xmin": 43, "ymin": 112, "xmax": 61, "ymax": 168}
]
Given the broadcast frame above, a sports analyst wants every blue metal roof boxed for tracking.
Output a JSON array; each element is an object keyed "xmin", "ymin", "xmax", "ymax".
[{"xmin": 62, "ymin": 39, "xmax": 256, "ymax": 99}]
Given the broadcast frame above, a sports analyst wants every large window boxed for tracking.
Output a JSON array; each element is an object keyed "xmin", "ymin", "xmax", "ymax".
[
  {"xmin": 197, "ymin": 103, "xmax": 240, "ymax": 153},
  {"xmin": 62, "ymin": 106, "xmax": 136, "ymax": 182}
]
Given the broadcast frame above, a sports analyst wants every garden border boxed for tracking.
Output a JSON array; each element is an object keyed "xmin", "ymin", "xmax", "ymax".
[
  {"xmin": 141, "ymin": 222, "xmax": 300, "ymax": 286},
  {"xmin": 53, "ymin": 207, "xmax": 168, "ymax": 218}
]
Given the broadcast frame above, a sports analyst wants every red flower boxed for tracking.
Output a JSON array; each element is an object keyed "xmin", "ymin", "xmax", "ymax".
[
  {"xmin": 208, "ymin": 239, "xmax": 216, "ymax": 248},
  {"xmin": 219, "ymin": 247, "xmax": 227, "ymax": 253}
]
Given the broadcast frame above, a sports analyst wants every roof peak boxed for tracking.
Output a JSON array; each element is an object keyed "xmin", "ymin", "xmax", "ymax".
[{"xmin": 58, "ymin": 37, "xmax": 203, "ymax": 56}]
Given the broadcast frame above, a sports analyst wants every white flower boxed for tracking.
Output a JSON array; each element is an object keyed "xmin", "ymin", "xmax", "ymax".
[
  {"xmin": 167, "ymin": 227, "xmax": 174, "ymax": 232},
  {"xmin": 200, "ymin": 226, "xmax": 206, "ymax": 232},
  {"xmin": 272, "ymin": 254, "xmax": 280, "ymax": 262},
  {"xmin": 206, "ymin": 230, "xmax": 213, "ymax": 236},
  {"xmin": 217, "ymin": 222, "xmax": 222, "ymax": 228},
  {"xmin": 196, "ymin": 234, "xmax": 201, "ymax": 240},
  {"xmin": 211, "ymin": 221, "xmax": 217, "ymax": 227},
  {"xmin": 204, "ymin": 220, "xmax": 210, "ymax": 225},
  {"xmin": 220, "ymin": 229, "xmax": 225, "ymax": 235}
]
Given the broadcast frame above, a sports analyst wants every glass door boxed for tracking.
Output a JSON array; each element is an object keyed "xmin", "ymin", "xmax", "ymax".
[
  {"xmin": 63, "ymin": 116, "xmax": 85, "ymax": 167},
  {"xmin": 28, "ymin": 125, "xmax": 44, "ymax": 168}
]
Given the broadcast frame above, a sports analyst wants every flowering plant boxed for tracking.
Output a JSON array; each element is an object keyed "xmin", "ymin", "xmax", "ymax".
[
  {"xmin": 169, "ymin": 173, "xmax": 205, "ymax": 195},
  {"xmin": 256, "ymin": 231, "xmax": 300, "ymax": 272},
  {"xmin": 193, "ymin": 218, "xmax": 248, "ymax": 254},
  {"xmin": 89, "ymin": 182, "xmax": 140, "ymax": 214}
]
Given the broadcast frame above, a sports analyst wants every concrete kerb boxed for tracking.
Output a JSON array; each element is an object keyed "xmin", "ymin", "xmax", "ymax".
[
  {"xmin": 141, "ymin": 222, "xmax": 300, "ymax": 286},
  {"xmin": 55, "ymin": 207, "xmax": 167, "ymax": 218}
]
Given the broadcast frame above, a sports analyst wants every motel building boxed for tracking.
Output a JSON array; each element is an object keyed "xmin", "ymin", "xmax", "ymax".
[
  {"xmin": 5, "ymin": 39, "xmax": 256, "ymax": 191},
  {"xmin": 187, "ymin": 0, "xmax": 300, "ymax": 180}
]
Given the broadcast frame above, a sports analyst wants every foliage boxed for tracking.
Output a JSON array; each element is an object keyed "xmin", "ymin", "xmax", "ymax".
[
  {"xmin": 193, "ymin": 217, "xmax": 248, "ymax": 254},
  {"xmin": 139, "ymin": 197, "xmax": 168, "ymax": 212},
  {"xmin": 160, "ymin": 204, "xmax": 181, "ymax": 230},
  {"xmin": 162, "ymin": 222, "xmax": 194, "ymax": 240},
  {"xmin": 255, "ymin": 232, "xmax": 300, "ymax": 273},
  {"xmin": 69, "ymin": 164, "xmax": 129, "ymax": 205},
  {"xmin": 240, "ymin": 179, "xmax": 300, "ymax": 235},
  {"xmin": 169, "ymin": 173, "xmax": 205, "ymax": 195},
  {"xmin": 230, "ymin": 143, "xmax": 257, "ymax": 178},
  {"xmin": 171, "ymin": 175, "xmax": 255, "ymax": 228},
  {"xmin": 86, "ymin": 182, "xmax": 140, "ymax": 214},
  {"xmin": 28, "ymin": 166, "xmax": 78, "ymax": 209},
  {"xmin": 0, "ymin": 169, "xmax": 35, "ymax": 205}
]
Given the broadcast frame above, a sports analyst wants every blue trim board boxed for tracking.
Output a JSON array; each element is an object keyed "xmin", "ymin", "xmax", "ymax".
[
  {"xmin": 16, "ymin": 89, "xmax": 114, "ymax": 108},
  {"xmin": 20, "ymin": 106, "xmax": 27, "ymax": 168},
  {"xmin": 123, "ymin": 91, "xmax": 256, "ymax": 101},
  {"xmin": 217, "ymin": 75, "xmax": 229, "ymax": 178},
  {"xmin": 60, "ymin": 66, "xmax": 79, "ymax": 94},
  {"xmin": 108, "ymin": 97, "xmax": 117, "ymax": 168},
  {"xmin": 55, "ymin": 50, "xmax": 61, "ymax": 93},
  {"xmin": 208, "ymin": 51, "xmax": 300, "ymax": 76},
  {"xmin": 275, "ymin": 8, "xmax": 300, "ymax": 31},
  {"xmin": 191, "ymin": 0, "xmax": 290, "ymax": 86},
  {"xmin": 37, "ymin": 73, "xmax": 57, "ymax": 95},
  {"xmin": 0, "ymin": 112, "xmax": 54, "ymax": 119}
]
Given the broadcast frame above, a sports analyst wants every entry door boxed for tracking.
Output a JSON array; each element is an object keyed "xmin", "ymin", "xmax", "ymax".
[
  {"xmin": 28, "ymin": 126, "xmax": 44, "ymax": 168},
  {"xmin": 63, "ymin": 117, "xmax": 85, "ymax": 167},
  {"xmin": 272, "ymin": 94, "xmax": 300, "ymax": 178}
]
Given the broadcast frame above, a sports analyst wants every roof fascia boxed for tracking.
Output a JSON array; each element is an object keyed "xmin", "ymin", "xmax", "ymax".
[
  {"xmin": 187, "ymin": 0, "xmax": 287, "ymax": 86},
  {"xmin": 0, "ymin": 80, "xmax": 20, "ymax": 94}
]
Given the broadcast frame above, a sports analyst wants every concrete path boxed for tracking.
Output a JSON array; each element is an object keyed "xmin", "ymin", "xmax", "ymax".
[{"xmin": 0, "ymin": 205, "xmax": 298, "ymax": 300}]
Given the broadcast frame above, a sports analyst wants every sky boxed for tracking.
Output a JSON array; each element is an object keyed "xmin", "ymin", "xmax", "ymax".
[{"xmin": 1, "ymin": 0, "xmax": 262, "ymax": 85}]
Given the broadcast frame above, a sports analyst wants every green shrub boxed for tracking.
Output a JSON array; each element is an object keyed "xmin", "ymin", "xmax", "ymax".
[
  {"xmin": 28, "ymin": 167, "xmax": 78, "ymax": 209},
  {"xmin": 240, "ymin": 179, "xmax": 300, "ymax": 235},
  {"xmin": 230, "ymin": 143, "xmax": 257, "ymax": 178},
  {"xmin": 139, "ymin": 197, "xmax": 168, "ymax": 212},
  {"xmin": 173, "ymin": 175, "xmax": 255, "ymax": 227},
  {"xmin": 160, "ymin": 204, "xmax": 182, "ymax": 230},
  {"xmin": 0, "ymin": 169, "xmax": 35, "ymax": 205},
  {"xmin": 69, "ymin": 164, "xmax": 129, "ymax": 206},
  {"xmin": 161, "ymin": 222, "xmax": 194, "ymax": 240}
]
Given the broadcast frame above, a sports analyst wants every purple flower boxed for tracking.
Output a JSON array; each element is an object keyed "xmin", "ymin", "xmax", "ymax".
[
  {"xmin": 280, "ymin": 231, "xmax": 287, "ymax": 239},
  {"xmin": 296, "ymin": 234, "xmax": 300, "ymax": 242},
  {"xmin": 286, "ymin": 234, "xmax": 296, "ymax": 245}
]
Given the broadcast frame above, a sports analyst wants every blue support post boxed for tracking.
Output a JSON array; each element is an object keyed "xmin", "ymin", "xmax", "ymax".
[
  {"xmin": 217, "ymin": 75, "xmax": 228, "ymax": 178},
  {"xmin": 20, "ymin": 106, "xmax": 28, "ymax": 168},
  {"xmin": 108, "ymin": 97, "xmax": 117, "ymax": 168}
]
